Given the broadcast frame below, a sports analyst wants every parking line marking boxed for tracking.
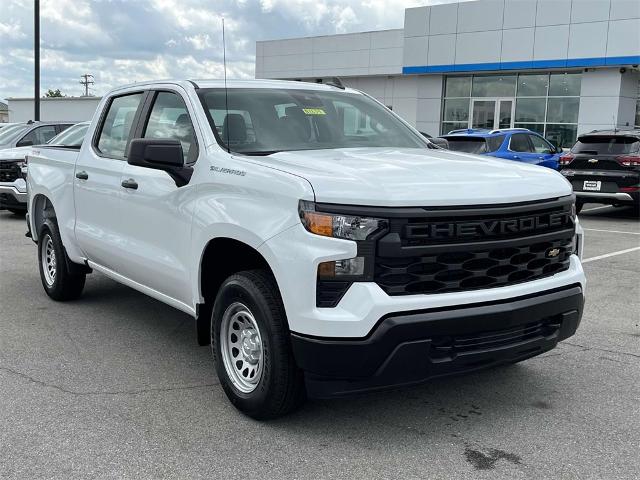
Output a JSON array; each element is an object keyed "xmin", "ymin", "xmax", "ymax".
[
  {"xmin": 582, "ymin": 246, "xmax": 640, "ymax": 264},
  {"xmin": 584, "ymin": 228, "xmax": 640, "ymax": 235},
  {"xmin": 581, "ymin": 206, "xmax": 612, "ymax": 213}
]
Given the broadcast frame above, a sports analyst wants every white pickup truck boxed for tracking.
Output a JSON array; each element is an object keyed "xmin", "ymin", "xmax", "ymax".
[{"xmin": 26, "ymin": 79, "xmax": 586, "ymax": 419}]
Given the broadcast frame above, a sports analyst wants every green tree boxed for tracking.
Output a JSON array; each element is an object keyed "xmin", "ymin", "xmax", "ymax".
[{"xmin": 45, "ymin": 89, "xmax": 65, "ymax": 98}]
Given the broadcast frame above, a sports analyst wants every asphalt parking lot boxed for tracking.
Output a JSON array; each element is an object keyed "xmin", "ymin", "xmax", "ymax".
[{"xmin": 0, "ymin": 205, "xmax": 638, "ymax": 480}]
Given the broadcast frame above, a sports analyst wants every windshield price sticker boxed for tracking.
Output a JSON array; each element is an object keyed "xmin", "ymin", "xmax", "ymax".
[{"xmin": 302, "ymin": 108, "xmax": 326, "ymax": 115}]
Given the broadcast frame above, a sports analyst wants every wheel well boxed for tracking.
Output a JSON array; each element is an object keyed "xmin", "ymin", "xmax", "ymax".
[
  {"xmin": 32, "ymin": 194, "xmax": 56, "ymax": 240},
  {"xmin": 196, "ymin": 238, "xmax": 275, "ymax": 345}
]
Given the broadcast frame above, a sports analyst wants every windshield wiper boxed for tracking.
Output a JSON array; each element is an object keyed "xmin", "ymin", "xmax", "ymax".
[{"xmin": 238, "ymin": 150, "xmax": 282, "ymax": 156}]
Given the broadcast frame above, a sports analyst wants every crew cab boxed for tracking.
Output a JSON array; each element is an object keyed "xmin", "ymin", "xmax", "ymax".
[
  {"xmin": 441, "ymin": 128, "xmax": 562, "ymax": 169},
  {"xmin": 559, "ymin": 129, "xmax": 640, "ymax": 212},
  {"xmin": 26, "ymin": 80, "xmax": 586, "ymax": 419},
  {"xmin": 0, "ymin": 122, "xmax": 89, "ymax": 214}
]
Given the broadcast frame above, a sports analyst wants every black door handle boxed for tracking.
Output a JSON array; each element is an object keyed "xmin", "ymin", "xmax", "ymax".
[
  {"xmin": 121, "ymin": 178, "xmax": 138, "ymax": 190},
  {"xmin": 75, "ymin": 171, "xmax": 88, "ymax": 180}
]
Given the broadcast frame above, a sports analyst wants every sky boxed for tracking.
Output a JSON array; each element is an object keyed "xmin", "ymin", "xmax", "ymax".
[{"xmin": 0, "ymin": 0, "xmax": 451, "ymax": 100}]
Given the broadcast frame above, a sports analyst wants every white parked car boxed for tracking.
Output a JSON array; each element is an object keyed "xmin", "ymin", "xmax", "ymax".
[{"xmin": 26, "ymin": 80, "xmax": 586, "ymax": 419}]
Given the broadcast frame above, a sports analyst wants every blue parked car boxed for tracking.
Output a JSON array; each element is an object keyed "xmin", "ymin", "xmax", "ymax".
[{"xmin": 440, "ymin": 128, "xmax": 562, "ymax": 169}]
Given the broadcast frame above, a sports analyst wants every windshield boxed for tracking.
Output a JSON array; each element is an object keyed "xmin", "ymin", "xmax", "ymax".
[
  {"xmin": 198, "ymin": 88, "xmax": 425, "ymax": 154},
  {"xmin": 444, "ymin": 137, "xmax": 488, "ymax": 154},
  {"xmin": 49, "ymin": 123, "xmax": 89, "ymax": 146},
  {"xmin": 571, "ymin": 136, "xmax": 640, "ymax": 155},
  {"xmin": 0, "ymin": 124, "xmax": 29, "ymax": 145}
]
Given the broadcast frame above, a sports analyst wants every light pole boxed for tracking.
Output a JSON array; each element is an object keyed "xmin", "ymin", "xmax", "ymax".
[{"xmin": 34, "ymin": 0, "xmax": 40, "ymax": 121}]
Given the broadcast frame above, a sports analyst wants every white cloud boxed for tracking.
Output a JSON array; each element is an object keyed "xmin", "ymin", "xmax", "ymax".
[{"xmin": 1, "ymin": 0, "xmax": 446, "ymax": 99}]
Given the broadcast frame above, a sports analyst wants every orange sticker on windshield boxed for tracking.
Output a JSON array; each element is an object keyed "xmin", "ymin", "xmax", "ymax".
[{"xmin": 302, "ymin": 108, "xmax": 326, "ymax": 115}]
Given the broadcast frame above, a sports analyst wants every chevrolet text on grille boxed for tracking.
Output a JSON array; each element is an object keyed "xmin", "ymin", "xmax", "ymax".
[{"xmin": 410, "ymin": 212, "xmax": 571, "ymax": 239}]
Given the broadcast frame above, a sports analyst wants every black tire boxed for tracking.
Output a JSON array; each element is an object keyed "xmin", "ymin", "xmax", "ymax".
[
  {"xmin": 575, "ymin": 200, "xmax": 585, "ymax": 214},
  {"xmin": 38, "ymin": 218, "xmax": 86, "ymax": 301},
  {"xmin": 211, "ymin": 270, "xmax": 305, "ymax": 420},
  {"xmin": 8, "ymin": 209, "xmax": 26, "ymax": 216}
]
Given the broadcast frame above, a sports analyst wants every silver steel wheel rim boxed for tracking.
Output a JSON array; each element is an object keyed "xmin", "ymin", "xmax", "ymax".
[
  {"xmin": 220, "ymin": 302, "xmax": 264, "ymax": 393},
  {"xmin": 42, "ymin": 234, "xmax": 57, "ymax": 287}
]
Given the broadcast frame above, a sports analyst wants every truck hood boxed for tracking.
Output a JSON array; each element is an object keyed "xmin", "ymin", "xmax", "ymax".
[
  {"xmin": 252, "ymin": 148, "xmax": 573, "ymax": 206},
  {"xmin": 0, "ymin": 146, "xmax": 32, "ymax": 160}
]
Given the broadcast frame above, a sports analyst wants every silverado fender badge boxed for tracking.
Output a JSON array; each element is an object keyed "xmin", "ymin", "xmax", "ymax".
[
  {"xmin": 588, "ymin": 158, "xmax": 598, "ymax": 163},
  {"xmin": 546, "ymin": 247, "xmax": 561, "ymax": 258}
]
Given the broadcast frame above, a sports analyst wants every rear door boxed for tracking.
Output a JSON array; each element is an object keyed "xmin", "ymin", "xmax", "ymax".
[
  {"xmin": 527, "ymin": 133, "xmax": 559, "ymax": 169},
  {"xmin": 506, "ymin": 133, "xmax": 541, "ymax": 165},
  {"xmin": 115, "ymin": 89, "xmax": 199, "ymax": 305},
  {"xmin": 74, "ymin": 91, "xmax": 146, "ymax": 269}
]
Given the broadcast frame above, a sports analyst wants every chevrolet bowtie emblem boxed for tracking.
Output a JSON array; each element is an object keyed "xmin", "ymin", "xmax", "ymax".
[
  {"xmin": 546, "ymin": 247, "xmax": 561, "ymax": 258},
  {"xmin": 588, "ymin": 158, "xmax": 598, "ymax": 163}
]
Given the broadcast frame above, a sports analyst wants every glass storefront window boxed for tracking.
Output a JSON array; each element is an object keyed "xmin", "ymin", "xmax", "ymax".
[
  {"xmin": 549, "ymin": 73, "xmax": 581, "ymax": 96},
  {"xmin": 471, "ymin": 75, "xmax": 516, "ymax": 97},
  {"xmin": 514, "ymin": 123, "xmax": 545, "ymax": 136},
  {"xmin": 515, "ymin": 98, "xmax": 546, "ymax": 123},
  {"xmin": 442, "ymin": 72, "xmax": 581, "ymax": 144},
  {"xmin": 546, "ymin": 97, "xmax": 579, "ymax": 123},
  {"xmin": 441, "ymin": 122, "xmax": 468, "ymax": 134},
  {"xmin": 517, "ymin": 74, "xmax": 548, "ymax": 97},
  {"xmin": 546, "ymin": 124, "xmax": 578, "ymax": 149},
  {"xmin": 445, "ymin": 77, "xmax": 471, "ymax": 97},
  {"xmin": 443, "ymin": 98, "xmax": 470, "ymax": 121}
]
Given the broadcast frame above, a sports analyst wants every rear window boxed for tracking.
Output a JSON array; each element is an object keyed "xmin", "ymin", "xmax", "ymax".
[
  {"xmin": 444, "ymin": 137, "xmax": 487, "ymax": 154},
  {"xmin": 571, "ymin": 136, "xmax": 640, "ymax": 155}
]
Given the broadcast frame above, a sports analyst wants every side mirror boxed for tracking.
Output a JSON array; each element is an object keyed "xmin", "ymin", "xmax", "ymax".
[
  {"xmin": 128, "ymin": 138, "xmax": 193, "ymax": 187},
  {"xmin": 429, "ymin": 137, "xmax": 450, "ymax": 149}
]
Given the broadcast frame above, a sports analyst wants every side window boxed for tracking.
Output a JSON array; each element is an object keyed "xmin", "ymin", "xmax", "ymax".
[
  {"xmin": 143, "ymin": 92, "xmax": 197, "ymax": 163},
  {"xmin": 509, "ymin": 133, "xmax": 532, "ymax": 153},
  {"xmin": 529, "ymin": 134, "xmax": 553, "ymax": 154},
  {"xmin": 17, "ymin": 125, "xmax": 57, "ymax": 146},
  {"xmin": 486, "ymin": 135, "xmax": 505, "ymax": 152},
  {"xmin": 96, "ymin": 93, "xmax": 144, "ymax": 158}
]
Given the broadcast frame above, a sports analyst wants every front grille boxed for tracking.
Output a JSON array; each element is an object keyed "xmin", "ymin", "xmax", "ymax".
[
  {"xmin": 0, "ymin": 161, "xmax": 21, "ymax": 183},
  {"xmin": 374, "ymin": 198, "xmax": 575, "ymax": 296},
  {"xmin": 429, "ymin": 318, "xmax": 561, "ymax": 361}
]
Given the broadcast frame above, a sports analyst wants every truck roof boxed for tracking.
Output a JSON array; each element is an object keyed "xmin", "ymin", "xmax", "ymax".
[{"xmin": 109, "ymin": 78, "xmax": 359, "ymax": 94}]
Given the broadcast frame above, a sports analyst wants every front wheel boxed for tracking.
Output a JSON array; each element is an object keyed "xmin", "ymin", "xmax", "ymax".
[
  {"xmin": 211, "ymin": 270, "xmax": 305, "ymax": 419},
  {"xmin": 38, "ymin": 218, "xmax": 86, "ymax": 301}
]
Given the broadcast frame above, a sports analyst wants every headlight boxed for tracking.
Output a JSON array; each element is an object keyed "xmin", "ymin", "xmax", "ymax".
[{"xmin": 298, "ymin": 200, "xmax": 387, "ymax": 241}]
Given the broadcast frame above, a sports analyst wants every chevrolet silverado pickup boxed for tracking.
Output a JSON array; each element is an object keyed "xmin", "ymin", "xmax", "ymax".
[{"xmin": 26, "ymin": 79, "xmax": 586, "ymax": 419}]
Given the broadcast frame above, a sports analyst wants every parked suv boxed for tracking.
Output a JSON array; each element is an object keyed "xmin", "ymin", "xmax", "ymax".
[
  {"xmin": 0, "ymin": 121, "xmax": 74, "ymax": 150},
  {"xmin": 441, "ymin": 128, "xmax": 562, "ymax": 169},
  {"xmin": 559, "ymin": 129, "xmax": 640, "ymax": 213},
  {"xmin": 0, "ymin": 122, "xmax": 89, "ymax": 214}
]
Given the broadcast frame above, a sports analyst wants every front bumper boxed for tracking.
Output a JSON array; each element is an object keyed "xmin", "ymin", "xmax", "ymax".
[
  {"xmin": 0, "ymin": 181, "xmax": 27, "ymax": 210},
  {"xmin": 292, "ymin": 284, "xmax": 584, "ymax": 398}
]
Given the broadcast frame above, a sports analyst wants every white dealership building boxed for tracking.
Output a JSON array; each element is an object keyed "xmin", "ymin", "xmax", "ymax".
[{"xmin": 256, "ymin": 0, "xmax": 640, "ymax": 147}]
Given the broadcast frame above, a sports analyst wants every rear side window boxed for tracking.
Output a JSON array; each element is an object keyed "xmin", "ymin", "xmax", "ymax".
[
  {"xmin": 528, "ymin": 134, "xmax": 554, "ymax": 153},
  {"xmin": 571, "ymin": 136, "xmax": 640, "ymax": 155},
  {"xmin": 143, "ymin": 92, "xmax": 198, "ymax": 163},
  {"xmin": 509, "ymin": 133, "xmax": 532, "ymax": 152},
  {"xmin": 97, "ymin": 93, "xmax": 144, "ymax": 158},
  {"xmin": 444, "ymin": 137, "xmax": 487, "ymax": 154},
  {"xmin": 17, "ymin": 125, "xmax": 58, "ymax": 146},
  {"xmin": 486, "ymin": 135, "xmax": 505, "ymax": 152}
]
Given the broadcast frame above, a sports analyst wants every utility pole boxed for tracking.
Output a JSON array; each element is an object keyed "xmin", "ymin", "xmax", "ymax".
[
  {"xmin": 34, "ymin": 0, "xmax": 40, "ymax": 120},
  {"xmin": 79, "ymin": 74, "xmax": 94, "ymax": 97}
]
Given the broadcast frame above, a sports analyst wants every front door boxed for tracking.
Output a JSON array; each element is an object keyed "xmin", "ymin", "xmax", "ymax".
[
  {"xmin": 471, "ymin": 98, "xmax": 514, "ymax": 130},
  {"xmin": 116, "ymin": 89, "xmax": 199, "ymax": 306}
]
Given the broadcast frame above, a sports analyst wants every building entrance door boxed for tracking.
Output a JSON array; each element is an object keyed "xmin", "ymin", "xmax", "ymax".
[{"xmin": 470, "ymin": 98, "xmax": 514, "ymax": 130}]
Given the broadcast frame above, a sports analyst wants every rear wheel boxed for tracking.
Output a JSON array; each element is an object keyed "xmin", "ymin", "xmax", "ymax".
[
  {"xmin": 38, "ymin": 218, "xmax": 86, "ymax": 301},
  {"xmin": 211, "ymin": 270, "xmax": 305, "ymax": 419}
]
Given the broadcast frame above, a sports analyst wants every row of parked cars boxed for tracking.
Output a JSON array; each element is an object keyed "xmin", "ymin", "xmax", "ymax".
[
  {"xmin": 1, "ymin": 121, "xmax": 638, "ymax": 215},
  {"xmin": 426, "ymin": 127, "xmax": 640, "ymax": 213}
]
